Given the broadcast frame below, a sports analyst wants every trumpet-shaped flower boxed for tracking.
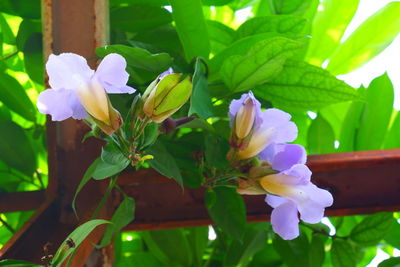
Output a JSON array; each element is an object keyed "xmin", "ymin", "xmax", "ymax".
[
  {"xmin": 236, "ymin": 109, "xmax": 298, "ymax": 160},
  {"xmin": 258, "ymin": 143, "xmax": 333, "ymax": 240},
  {"xmin": 37, "ymin": 53, "xmax": 135, "ymax": 134}
]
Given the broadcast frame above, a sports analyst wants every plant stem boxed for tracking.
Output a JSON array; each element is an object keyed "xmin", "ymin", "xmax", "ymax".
[{"xmin": 91, "ymin": 176, "xmax": 117, "ymax": 219}]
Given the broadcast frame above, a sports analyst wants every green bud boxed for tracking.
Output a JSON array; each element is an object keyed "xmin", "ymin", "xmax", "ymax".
[{"xmin": 142, "ymin": 73, "xmax": 192, "ymax": 123}]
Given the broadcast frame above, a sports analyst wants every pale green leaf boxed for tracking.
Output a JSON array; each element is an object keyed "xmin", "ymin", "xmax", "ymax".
[
  {"xmin": 307, "ymin": 114, "xmax": 335, "ymax": 154},
  {"xmin": 327, "ymin": 2, "xmax": 400, "ymax": 75},
  {"xmin": 331, "ymin": 239, "xmax": 357, "ymax": 267}
]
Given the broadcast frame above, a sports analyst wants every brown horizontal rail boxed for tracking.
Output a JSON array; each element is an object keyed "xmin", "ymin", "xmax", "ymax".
[
  {"xmin": 0, "ymin": 190, "xmax": 46, "ymax": 213},
  {"xmin": 119, "ymin": 149, "xmax": 400, "ymax": 231}
]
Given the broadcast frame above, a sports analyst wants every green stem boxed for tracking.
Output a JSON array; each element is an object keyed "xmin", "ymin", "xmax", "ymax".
[
  {"xmin": 91, "ymin": 176, "xmax": 117, "ymax": 219},
  {"xmin": 0, "ymin": 50, "xmax": 18, "ymax": 61}
]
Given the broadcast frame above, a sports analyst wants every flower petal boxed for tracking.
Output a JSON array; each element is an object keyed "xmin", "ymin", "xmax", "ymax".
[
  {"xmin": 265, "ymin": 194, "xmax": 287, "ymax": 208},
  {"xmin": 159, "ymin": 67, "xmax": 174, "ymax": 78},
  {"xmin": 259, "ymin": 143, "xmax": 306, "ymax": 171},
  {"xmin": 269, "ymin": 200, "xmax": 300, "ymax": 240},
  {"xmin": 228, "ymin": 91, "xmax": 262, "ymax": 125},
  {"xmin": 46, "ymin": 53, "xmax": 94, "ymax": 90},
  {"xmin": 262, "ymin": 109, "xmax": 298, "ymax": 143},
  {"xmin": 297, "ymin": 184, "xmax": 333, "ymax": 224},
  {"xmin": 37, "ymin": 88, "xmax": 87, "ymax": 121},
  {"xmin": 95, "ymin": 53, "xmax": 136, "ymax": 94}
]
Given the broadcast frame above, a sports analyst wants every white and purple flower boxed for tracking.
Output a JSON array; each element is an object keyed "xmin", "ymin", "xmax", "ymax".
[
  {"xmin": 37, "ymin": 53, "xmax": 135, "ymax": 134},
  {"xmin": 230, "ymin": 92, "xmax": 333, "ymax": 240}
]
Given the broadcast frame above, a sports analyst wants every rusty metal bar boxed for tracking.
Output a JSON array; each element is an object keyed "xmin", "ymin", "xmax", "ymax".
[
  {"xmin": 0, "ymin": 191, "xmax": 46, "ymax": 213},
  {"xmin": 120, "ymin": 149, "xmax": 400, "ymax": 231}
]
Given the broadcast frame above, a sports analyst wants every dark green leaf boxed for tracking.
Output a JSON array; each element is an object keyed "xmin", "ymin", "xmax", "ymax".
[
  {"xmin": 204, "ymin": 134, "xmax": 229, "ymax": 169},
  {"xmin": 307, "ymin": 114, "xmax": 335, "ymax": 154},
  {"xmin": 207, "ymin": 20, "xmax": 235, "ymax": 54},
  {"xmin": 145, "ymin": 140, "xmax": 183, "ymax": 186},
  {"xmin": 331, "ymin": 239, "xmax": 357, "ymax": 267},
  {"xmin": 224, "ymin": 224, "xmax": 269, "ymax": 266},
  {"xmin": 110, "ymin": 5, "xmax": 172, "ymax": 33},
  {"xmin": 23, "ymin": 33, "xmax": 44, "ymax": 83},
  {"xmin": 186, "ymin": 226, "xmax": 208, "ymax": 267},
  {"xmin": 189, "ymin": 58, "xmax": 213, "ymax": 119},
  {"xmin": 350, "ymin": 212, "xmax": 394, "ymax": 247},
  {"xmin": 221, "ymin": 37, "xmax": 302, "ymax": 92},
  {"xmin": 254, "ymin": 59, "xmax": 359, "ymax": 109},
  {"xmin": 0, "ymin": 72, "xmax": 36, "ymax": 122},
  {"xmin": 273, "ymin": 233, "xmax": 310, "ymax": 267},
  {"xmin": 271, "ymin": 0, "xmax": 314, "ymax": 15},
  {"xmin": 327, "ymin": 2, "xmax": 400, "ymax": 75},
  {"xmin": 356, "ymin": 73, "xmax": 394, "ymax": 150},
  {"xmin": 306, "ymin": 0, "xmax": 359, "ymax": 66},
  {"xmin": 309, "ymin": 233, "xmax": 327, "ymax": 267},
  {"xmin": 249, "ymin": 243, "xmax": 283, "ymax": 267},
  {"xmin": 96, "ymin": 45, "xmax": 172, "ymax": 73},
  {"xmin": 235, "ymin": 15, "xmax": 307, "ymax": 40},
  {"xmin": 202, "ymin": 0, "xmax": 233, "ymax": 5},
  {"xmin": 170, "ymin": 0, "xmax": 210, "ymax": 61},
  {"xmin": 51, "ymin": 219, "xmax": 110, "ymax": 266},
  {"xmin": 378, "ymin": 257, "xmax": 400, "ymax": 267},
  {"xmin": 0, "ymin": 121, "xmax": 36, "ymax": 175},
  {"xmin": 92, "ymin": 158, "xmax": 130, "ymax": 180},
  {"xmin": 205, "ymin": 187, "xmax": 246, "ymax": 240},
  {"xmin": 16, "ymin": 19, "xmax": 41, "ymax": 50},
  {"xmin": 384, "ymin": 221, "xmax": 400, "ymax": 249},
  {"xmin": 99, "ymin": 197, "xmax": 135, "ymax": 247},
  {"xmin": 140, "ymin": 122, "xmax": 159, "ymax": 150},
  {"xmin": 141, "ymin": 229, "xmax": 193, "ymax": 266},
  {"xmin": 0, "ymin": 0, "xmax": 40, "ymax": 19}
]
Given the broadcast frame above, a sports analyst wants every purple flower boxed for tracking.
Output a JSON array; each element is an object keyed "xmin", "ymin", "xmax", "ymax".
[
  {"xmin": 258, "ymin": 143, "xmax": 333, "ymax": 240},
  {"xmin": 236, "ymin": 108, "xmax": 298, "ymax": 160},
  {"xmin": 37, "ymin": 53, "xmax": 135, "ymax": 133}
]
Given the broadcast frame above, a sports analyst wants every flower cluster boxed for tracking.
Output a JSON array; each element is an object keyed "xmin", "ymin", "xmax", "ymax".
[{"xmin": 229, "ymin": 92, "xmax": 333, "ymax": 240}]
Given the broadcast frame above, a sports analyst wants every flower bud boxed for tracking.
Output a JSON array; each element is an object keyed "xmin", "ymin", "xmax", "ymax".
[
  {"xmin": 142, "ymin": 72, "xmax": 192, "ymax": 123},
  {"xmin": 237, "ymin": 178, "xmax": 266, "ymax": 195},
  {"xmin": 235, "ymin": 97, "xmax": 256, "ymax": 139}
]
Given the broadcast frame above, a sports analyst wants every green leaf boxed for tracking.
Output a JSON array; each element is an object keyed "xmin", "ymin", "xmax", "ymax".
[
  {"xmin": 221, "ymin": 37, "xmax": 302, "ymax": 93},
  {"xmin": 307, "ymin": 114, "xmax": 335, "ymax": 154},
  {"xmin": 96, "ymin": 45, "xmax": 172, "ymax": 73},
  {"xmin": 110, "ymin": 5, "xmax": 172, "ymax": 33},
  {"xmin": 253, "ymin": 59, "xmax": 359, "ymax": 109},
  {"xmin": 0, "ymin": 121, "xmax": 36, "ymax": 176},
  {"xmin": 186, "ymin": 226, "xmax": 208, "ymax": 267},
  {"xmin": 224, "ymin": 224, "xmax": 269, "ymax": 266},
  {"xmin": 51, "ymin": 219, "xmax": 110, "ymax": 266},
  {"xmin": 209, "ymin": 33, "xmax": 282, "ymax": 78},
  {"xmin": 350, "ymin": 212, "xmax": 394, "ymax": 247},
  {"xmin": 0, "ymin": 0, "xmax": 40, "ymax": 19},
  {"xmin": 355, "ymin": 73, "xmax": 394, "ymax": 150},
  {"xmin": 141, "ymin": 229, "xmax": 193, "ymax": 266},
  {"xmin": 0, "ymin": 72, "xmax": 36, "ymax": 122},
  {"xmin": 145, "ymin": 140, "xmax": 183, "ymax": 186},
  {"xmin": 309, "ymin": 233, "xmax": 327, "ymax": 267},
  {"xmin": 72, "ymin": 158, "xmax": 100, "ymax": 217},
  {"xmin": 306, "ymin": 0, "xmax": 359, "ymax": 66},
  {"xmin": 204, "ymin": 134, "xmax": 229, "ymax": 169},
  {"xmin": 92, "ymin": 144, "xmax": 130, "ymax": 180},
  {"xmin": 99, "ymin": 197, "xmax": 135, "ymax": 247},
  {"xmin": 327, "ymin": 2, "xmax": 400, "ymax": 75},
  {"xmin": 338, "ymin": 89, "xmax": 365, "ymax": 152},
  {"xmin": 273, "ymin": 233, "xmax": 310, "ymax": 267},
  {"xmin": 205, "ymin": 187, "xmax": 246, "ymax": 240},
  {"xmin": 207, "ymin": 20, "xmax": 235, "ymax": 54},
  {"xmin": 384, "ymin": 111, "xmax": 400, "ymax": 149},
  {"xmin": 0, "ymin": 259, "xmax": 41, "ymax": 267},
  {"xmin": 378, "ymin": 257, "xmax": 400, "ymax": 267},
  {"xmin": 189, "ymin": 58, "xmax": 213, "ymax": 119},
  {"xmin": 235, "ymin": 15, "xmax": 307, "ymax": 40},
  {"xmin": 0, "ymin": 13, "xmax": 15, "ymax": 44},
  {"xmin": 271, "ymin": 0, "xmax": 314, "ymax": 15},
  {"xmin": 16, "ymin": 19, "xmax": 41, "ymax": 51},
  {"xmin": 23, "ymin": 33, "xmax": 44, "ymax": 84},
  {"xmin": 384, "ymin": 221, "xmax": 400, "ymax": 249},
  {"xmin": 170, "ymin": 0, "xmax": 210, "ymax": 61},
  {"xmin": 331, "ymin": 239, "xmax": 356, "ymax": 267}
]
